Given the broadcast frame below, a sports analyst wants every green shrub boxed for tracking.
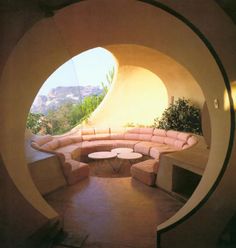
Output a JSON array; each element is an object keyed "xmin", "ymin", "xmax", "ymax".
[{"xmin": 153, "ymin": 98, "xmax": 202, "ymax": 134}]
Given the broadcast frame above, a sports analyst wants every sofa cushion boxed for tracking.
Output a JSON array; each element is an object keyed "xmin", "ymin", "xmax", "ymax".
[
  {"xmin": 94, "ymin": 133, "xmax": 111, "ymax": 140},
  {"xmin": 177, "ymin": 132, "xmax": 191, "ymax": 141},
  {"xmin": 131, "ymin": 159, "xmax": 159, "ymax": 186},
  {"xmin": 153, "ymin": 129, "xmax": 166, "ymax": 137},
  {"xmin": 94, "ymin": 127, "xmax": 110, "ymax": 134},
  {"xmin": 139, "ymin": 134, "xmax": 152, "ymax": 141},
  {"xmin": 45, "ymin": 140, "xmax": 59, "ymax": 150},
  {"xmin": 110, "ymin": 133, "xmax": 125, "ymax": 140},
  {"xmin": 65, "ymin": 160, "xmax": 89, "ymax": 185},
  {"xmin": 82, "ymin": 134, "xmax": 97, "ymax": 141},
  {"xmin": 124, "ymin": 133, "xmax": 139, "ymax": 140},
  {"xmin": 126, "ymin": 127, "xmax": 140, "ymax": 133},
  {"xmin": 31, "ymin": 142, "xmax": 40, "ymax": 150},
  {"xmin": 81, "ymin": 128, "xmax": 95, "ymax": 135},
  {"xmin": 187, "ymin": 136, "xmax": 198, "ymax": 146},
  {"xmin": 150, "ymin": 145, "xmax": 179, "ymax": 159},
  {"xmin": 58, "ymin": 137, "xmax": 73, "ymax": 147},
  {"xmin": 110, "ymin": 127, "xmax": 125, "ymax": 140},
  {"xmin": 134, "ymin": 142, "xmax": 153, "ymax": 155},
  {"xmin": 151, "ymin": 135, "xmax": 165, "ymax": 144},
  {"xmin": 174, "ymin": 139, "xmax": 186, "ymax": 149},
  {"xmin": 164, "ymin": 137, "xmax": 176, "ymax": 146},
  {"xmin": 182, "ymin": 136, "xmax": 198, "ymax": 149},
  {"xmin": 110, "ymin": 127, "xmax": 126, "ymax": 133},
  {"xmin": 33, "ymin": 135, "xmax": 53, "ymax": 146},
  {"xmin": 113, "ymin": 140, "xmax": 139, "ymax": 149},
  {"xmin": 81, "ymin": 140, "xmax": 113, "ymax": 149},
  {"xmin": 166, "ymin": 130, "xmax": 179, "ymax": 138},
  {"xmin": 70, "ymin": 135, "xmax": 83, "ymax": 143},
  {"xmin": 139, "ymin": 127, "xmax": 154, "ymax": 134},
  {"xmin": 54, "ymin": 144, "xmax": 79, "ymax": 157}
]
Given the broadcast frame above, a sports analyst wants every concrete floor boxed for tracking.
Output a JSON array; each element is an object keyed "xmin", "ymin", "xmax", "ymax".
[{"xmin": 46, "ymin": 175, "xmax": 183, "ymax": 248}]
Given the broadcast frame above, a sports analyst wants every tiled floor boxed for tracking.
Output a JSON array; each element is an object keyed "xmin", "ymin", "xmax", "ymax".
[{"xmin": 46, "ymin": 176, "xmax": 183, "ymax": 248}]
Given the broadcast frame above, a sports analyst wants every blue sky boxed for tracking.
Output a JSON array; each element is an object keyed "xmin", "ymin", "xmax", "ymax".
[{"xmin": 37, "ymin": 47, "xmax": 116, "ymax": 95}]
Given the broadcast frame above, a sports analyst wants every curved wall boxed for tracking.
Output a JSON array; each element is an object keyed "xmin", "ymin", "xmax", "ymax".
[
  {"xmin": 106, "ymin": 44, "xmax": 205, "ymax": 107},
  {"xmin": 89, "ymin": 44, "xmax": 205, "ymax": 127},
  {"xmin": 89, "ymin": 65, "xmax": 169, "ymax": 127},
  {"xmin": 0, "ymin": 0, "xmax": 235, "ymax": 247}
]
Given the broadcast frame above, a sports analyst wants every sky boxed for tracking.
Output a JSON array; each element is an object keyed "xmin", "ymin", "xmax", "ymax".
[{"xmin": 37, "ymin": 47, "xmax": 116, "ymax": 96}]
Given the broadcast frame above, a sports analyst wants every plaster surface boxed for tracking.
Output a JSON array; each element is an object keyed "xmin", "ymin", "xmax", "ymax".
[{"xmin": 0, "ymin": 1, "xmax": 235, "ymax": 247}]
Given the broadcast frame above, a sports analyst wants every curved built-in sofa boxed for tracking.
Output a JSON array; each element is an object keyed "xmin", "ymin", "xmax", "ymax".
[{"xmin": 31, "ymin": 127, "xmax": 198, "ymax": 186}]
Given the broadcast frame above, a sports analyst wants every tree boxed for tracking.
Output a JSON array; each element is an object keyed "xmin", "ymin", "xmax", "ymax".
[
  {"xmin": 100, "ymin": 66, "xmax": 114, "ymax": 96},
  {"xmin": 27, "ymin": 67, "xmax": 114, "ymax": 135},
  {"xmin": 26, "ymin": 112, "xmax": 52, "ymax": 134},
  {"xmin": 153, "ymin": 98, "xmax": 202, "ymax": 134}
]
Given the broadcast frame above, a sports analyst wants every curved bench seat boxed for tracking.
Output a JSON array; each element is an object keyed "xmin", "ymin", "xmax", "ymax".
[{"xmin": 31, "ymin": 127, "xmax": 199, "ymax": 185}]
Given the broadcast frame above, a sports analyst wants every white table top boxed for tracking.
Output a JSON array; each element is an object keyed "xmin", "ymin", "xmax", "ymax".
[
  {"xmin": 117, "ymin": 152, "xmax": 143, "ymax": 160},
  {"xmin": 88, "ymin": 151, "xmax": 117, "ymax": 160},
  {"xmin": 111, "ymin": 148, "xmax": 133, "ymax": 154}
]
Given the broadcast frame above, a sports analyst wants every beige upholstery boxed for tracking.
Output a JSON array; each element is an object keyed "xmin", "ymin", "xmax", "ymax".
[
  {"xmin": 31, "ymin": 128, "xmax": 198, "ymax": 186},
  {"xmin": 131, "ymin": 159, "xmax": 159, "ymax": 186}
]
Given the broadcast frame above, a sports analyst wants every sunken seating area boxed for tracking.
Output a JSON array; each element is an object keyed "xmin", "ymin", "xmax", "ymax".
[{"xmin": 31, "ymin": 127, "xmax": 198, "ymax": 185}]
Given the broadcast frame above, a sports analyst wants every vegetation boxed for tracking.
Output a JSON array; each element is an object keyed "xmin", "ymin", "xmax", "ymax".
[
  {"xmin": 27, "ymin": 68, "xmax": 114, "ymax": 135},
  {"xmin": 26, "ymin": 112, "xmax": 52, "ymax": 134},
  {"xmin": 153, "ymin": 98, "xmax": 202, "ymax": 134}
]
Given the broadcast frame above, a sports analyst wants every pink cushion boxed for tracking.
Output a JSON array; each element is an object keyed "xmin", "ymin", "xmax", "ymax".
[
  {"xmin": 58, "ymin": 137, "xmax": 73, "ymax": 147},
  {"xmin": 174, "ymin": 140, "xmax": 186, "ymax": 149},
  {"xmin": 187, "ymin": 136, "xmax": 198, "ymax": 146},
  {"xmin": 177, "ymin": 132, "xmax": 191, "ymax": 141},
  {"xmin": 55, "ymin": 144, "xmax": 78, "ymax": 155},
  {"xmin": 155, "ymin": 146, "xmax": 178, "ymax": 154},
  {"xmin": 153, "ymin": 129, "xmax": 166, "ymax": 137},
  {"xmin": 65, "ymin": 161, "xmax": 89, "ymax": 185},
  {"xmin": 164, "ymin": 137, "xmax": 176, "ymax": 146},
  {"xmin": 139, "ymin": 134, "xmax": 152, "ymax": 141},
  {"xmin": 110, "ymin": 133, "xmax": 125, "ymax": 140},
  {"xmin": 182, "ymin": 144, "xmax": 190, "ymax": 149},
  {"xmin": 134, "ymin": 142, "xmax": 153, "ymax": 155},
  {"xmin": 82, "ymin": 134, "xmax": 96, "ymax": 141},
  {"xmin": 149, "ymin": 143, "xmax": 177, "ymax": 159},
  {"xmin": 70, "ymin": 135, "xmax": 83, "ymax": 143},
  {"xmin": 126, "ymin": 127, "xmax": 140, "ymax": 133},
  {"xmin": 151, "ymin": 135, "xmax": 165, "ymax": 144},
  {"xmin": 113, "ymin": 140, "xmax": 139, "ymax": 149},
  {"xmin": 131, "ymin": 159, "xmax": 159, "ymax": 186},
  {"xmin": 149, "ymin": 147, "xmax": 160, "ymax": 159},
  {"xmin": 94, "ymin": 127, "xmax": 110, "ymax": 134},
  {"xmin": 94, "ymin": 133, "xmax": 110, "ymax": 140},
  {"xmin": 31, "ymin": 142, "xmax": 40, "ymax": 149},
  {"xmin": 124, "ymin": 133, "xmax": 140, "ymax": 140},
  {"xmin": 166, "ymin": 130, "xmax": 179, "ymax": 138},
  {"xmin": 41, "ymin": 143, "xmax": 51, "ymax": 150},
  {"xmin": 33, "ymin": 135, "xmax": 53, "ymax": 146},
  {"xmin": 110, "ymin": 127, "xmax": 126, "ymax": 133},
  {"xmin": 81, "ymin": 128, "xmax": 95, "ymax": 135},
  {"xmin": 46, "ymin": 140, "xmax": 59, "ymax": 150},
  {"xmin": 139, "ymin": 127, "xmax": 154, "ymax": 134}
]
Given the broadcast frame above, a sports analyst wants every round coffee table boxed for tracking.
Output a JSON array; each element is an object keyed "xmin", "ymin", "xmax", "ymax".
[
  {"xmin": 117, "ymin": 152, "xmax": 143, "ymax": 161},
  {"xmin": 88, "ymin": 151, "xmax": 118, "ymax": 173},
  {"xmin": 117, "ymin": 152, "xmax": 143, "ymax": 171},
  {"xmin": 88, "ymin": 151, "xmax": 117, "ymax": 160},
  {"xmin": 111, "ymin": 147, "xmax": 133, "ymax": 154}
]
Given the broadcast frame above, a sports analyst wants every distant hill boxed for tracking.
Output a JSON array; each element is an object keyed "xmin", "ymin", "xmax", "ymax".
[{"xmin": 31, "ymin": 85, "xmax": 103, "ymax": 114}]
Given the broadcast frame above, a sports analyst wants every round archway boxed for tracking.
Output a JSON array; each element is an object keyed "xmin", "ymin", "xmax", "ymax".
[{"xmin": 0, "ymin": 1, "xmax": 234, "ymax": 247}]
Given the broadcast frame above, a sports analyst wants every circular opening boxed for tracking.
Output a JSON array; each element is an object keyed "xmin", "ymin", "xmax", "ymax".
[
  {"xmin": 1, "ymin": 1, "xmax": 233, "ymax": 247},
  {"xmin": 27, "ymin": 47, "xmax": 117, "ymax": 135}
]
